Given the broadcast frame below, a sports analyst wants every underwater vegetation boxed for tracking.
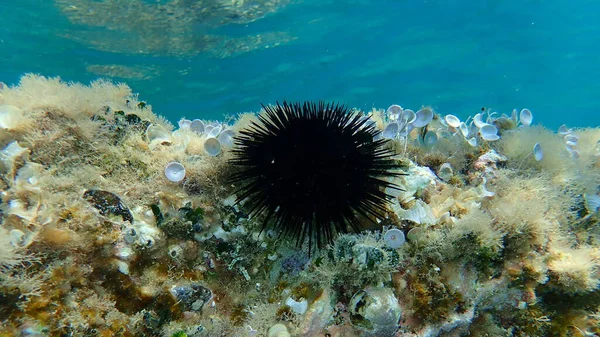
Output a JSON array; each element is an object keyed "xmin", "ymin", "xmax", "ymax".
[{"xmin": 0, "ymin": 74, "xmax": 599, "ymax": 337}]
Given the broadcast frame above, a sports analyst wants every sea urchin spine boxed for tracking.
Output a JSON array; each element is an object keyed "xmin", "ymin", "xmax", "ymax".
[{"xmin": 229, "ymin": 101, "xmax": 402, "ymax": 252}]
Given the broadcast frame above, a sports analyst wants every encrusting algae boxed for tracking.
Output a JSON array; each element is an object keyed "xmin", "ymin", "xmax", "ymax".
[{"xmin": 0, "ymin": 74, "xmax": 599, "ymax": 336}]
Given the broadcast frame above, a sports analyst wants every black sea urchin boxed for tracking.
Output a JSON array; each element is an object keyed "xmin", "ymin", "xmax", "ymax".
[{"xmin": 229, "ymin": 101, "xmax": 402, "ymax": 252}]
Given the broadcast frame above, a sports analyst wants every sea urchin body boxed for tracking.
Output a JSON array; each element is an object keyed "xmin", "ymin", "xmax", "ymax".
[{"xmin": 229, "ymin": 101, "xmax": 402, "ymax": 251}]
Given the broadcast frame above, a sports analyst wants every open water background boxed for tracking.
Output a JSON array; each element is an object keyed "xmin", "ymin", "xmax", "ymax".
[{"xmin": 1, "ymin": 0, "xmax": 599, "ymax": 130}]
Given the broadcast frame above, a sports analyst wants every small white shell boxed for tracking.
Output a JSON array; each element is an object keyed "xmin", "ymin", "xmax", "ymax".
[
  {"xmin": 439, "ymin": 212, "xmax": 454, "ymax": 225},
  {"xmin": 585, "ymin": 194, "xmax": 600, "ymax": 213},
  {"xmin": 479, "ymin": 124, "xmax": 500, "ymax": 141},
  {"xmin": 178, "ymin": 118, "xmax": 192, "ymax": 129},
  {"xmin": 399, "ymin": 122, "xmax": 414, "ymax": 136},
  {"xmin": 171, "ymin": 129, "xmax": 190, "ymax": 152},
  {"xmin": 0, "ymin": 141, "xmax": 29, "ymax": 173},
  {"xmin": 473, "ymin": 113, "xmax": 486, "ymax": 128},
  {"xmin": 0, "ymin": 104, "xmax": 24, "ymax": 129},
  {"xmin": 217, "ymin": 129, "xmax": 235, "ymax": 148},
  {"xmin": 382, "ymin": 122, "xmax": 399, "ymax": 139},
  {"xmin": 146, "ymin": 124, "xmax": 172, "ymax": 147},
  {"xmin": 393, "ymin": 199, "xmax": 436, "ymax": 225},
  {"xmin": 164, "ymin": 162, "xmax": 186, "ymax": 182},
  {"xmin": 208, "ymin": 124, "xmax": 222, "ymax": 138},
  {"xmin": 511, "ymin": 109, "xmax": 518, "ymax": 125},
  {"xmin": 406, "ymin": 227, "xmax": 423, "ymax": 241},
  {"xmin": 519, "ymin": 108, "xmax": 533, "ymax": 126},
  {"xmin": 383, "ymin": 228, "xmax": 406, "ymax": 249},
  {"xmin": 565, "ymin": 140, "xmax": 577, "ymax": 147},
  {"xmin": 564, "ymin": 134, "xmax": 579, "ymax": 143},
  {"xmin": 533, "ymin": 143, "xmax": 543, "ymax": 161},
  {"xmin": 285, "ymin": 297, "xmax": 308, "ymax": 315},
  {"xmin": 558, "ymin": 124, "xmax": 571, "ymax": 135},
  {"xmin": 483, "ymin": 134, "xmax": 500, "ymax": 141},
  {"xmin": 478, "ymin": 177, "xmax": 496, "ymax": 198},
  {"xmin": 114, "ymin": 260, "xmax": 130, "ymax": 275},
  {"xmin": 459, "ymin": 122, "xmax": 469, "ymax": 137},
  {"xmin": 412, "ymin": 107, "xmax": 434, "ymax": 127},
  {"xmin": 423, "ymin": 130, "xmax": 438, "ymax": 146},
  {"xmin": 467, "ymin": 137, "xmax": 478, "ymax": 147},
  {"xmin": 267, "ymin": 324, "xmax": 290, "ymax": 337},
  {"xmin": 386, "ymin": 104, "xmax": 403, "ymax": 121},
  {"xmin": 444, "ymin": 114, "xmax": 461, "ymax": 128},
  {"xmin": 204, "ymin": 137, "xmax": 221, "ymax": 156},
  {"xmin": 401, "ymin": 109, "xmax": 416, "ymax": 124},
  {"xmin": 190, "ymin": 119, "xmax": 205, "ymax": 134}
]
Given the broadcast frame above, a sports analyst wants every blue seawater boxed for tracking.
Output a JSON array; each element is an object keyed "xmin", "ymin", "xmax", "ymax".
[{"xmin": 1, "ymin": 0, "xmax": 599, "ymax": 130}]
